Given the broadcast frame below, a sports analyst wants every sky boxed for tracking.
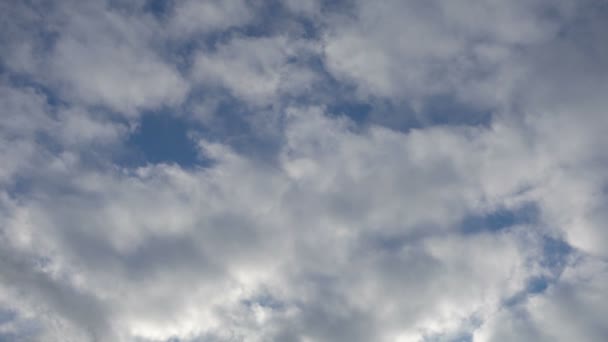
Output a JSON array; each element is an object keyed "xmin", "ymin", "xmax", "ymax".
[{"xmin": 1, "ymin": 0, "xmax": 608, "ymax": 341}]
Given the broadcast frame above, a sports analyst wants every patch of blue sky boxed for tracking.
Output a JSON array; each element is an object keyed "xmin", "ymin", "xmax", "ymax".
[
  {"xmin": 124, "ymin": 111, "xmax": 203, "ymax": 168},
  {"xmin": 142, "ymin": 0, "xmax": 173, "ymax": 19},
  {"xmin": 423, "ymin": 332, "xmax": 473, "ymax": 342},
  {"xmin": 122, "ymin": 98, "xmax": 283, "ymax": 168},
  {"xmin": 539, "ymin": 236, "xmax": 573, "ymax": 271},
  {"xmin": 503, "ymin": 237, "xmax": 573, "ymax": 307},
  {"xmin": 326, "ymin": 93, "xmax": 492, "ymax": 134},
  {"xmin": 504, "ymin": 282, "xmax": 547, "ymax": 308},
  {"xmin": 328, "ymin": 102, "xmax": 372, "ymax": 124},
  {"xmin": 419, "ymin": 94, "xmax": 492, "ymax": 127},
  {"xmin": 525, "ymin": 276, "xmax": 550, "ymax": 294},
  {"xmin": 459, "ymin": 202, "xmax": 539, "ymax": 235},
  {"xmin": 241, "ymin": 293, "xmax": 286, "ymax": 311}
]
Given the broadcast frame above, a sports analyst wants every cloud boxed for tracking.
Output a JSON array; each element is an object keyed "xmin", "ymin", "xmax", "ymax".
[
  {"xmin": 0, "ymin": 105, "xmax": 562, "ymax": 340},
  {"xmin": 321, "ymin": 0, "xmax": 575, "ymax": 107},
  {"xmin": 2, "ymin": 1, "xmax": 188, "ymax": 116},
  {"xmin": 169, "ymin": 0, "xmax": 254, "ymax": 36},
  {"xmin": 192, "ymin": 35, "xmax": 320, "ymax": 107},
  {"xmin": 475, "ymin": 258, "xmax": 608, "ymax": 342},
  {"xmin": 1, "ymin": 0, "xmax": 608, "ymax": 341}
]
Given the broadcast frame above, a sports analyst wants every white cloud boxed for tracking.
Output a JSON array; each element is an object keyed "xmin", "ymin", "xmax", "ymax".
[
  {"xmin": 49, "ymin": 4, "xmax": 188, "ymax": 115},
  {"xmin": 192, "ymin": 35, "xmax": 321, "ymax": 107},
  {"xmin": 475, "ymin": 258, "xmax": 608, "ymax": 342},
  {"xmin": 2, "ymin": 1, "xmax": 189, "ymax": 116},
  {"xmin": 1, "ymin": 0, "xmax": 608, "ymax": 341},
  {"xmin": 169, "ymin": 0, "xmax": 254, "ymax": 36},
  {"xmin": 321, "ymin": 0, "xmax": 574, "ymax": 107},
  {"xmin": 0, "ymin": 105, "xmax": 554, "ymax": 340}
]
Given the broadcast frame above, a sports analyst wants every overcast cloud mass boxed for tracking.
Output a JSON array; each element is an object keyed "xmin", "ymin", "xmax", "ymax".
[{"xmin": 1, "ymin": 0, "xmax": 608, "ymax": 341}]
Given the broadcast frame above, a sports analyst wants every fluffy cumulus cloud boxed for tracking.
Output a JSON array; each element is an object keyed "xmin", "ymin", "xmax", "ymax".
[{"xmin": 1, "ymin": 0, "xmax": 607, "ymax": 341}]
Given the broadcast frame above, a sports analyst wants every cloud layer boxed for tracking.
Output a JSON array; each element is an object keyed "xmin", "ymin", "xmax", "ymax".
[{"xmin": 1, "ymin": 0, "xmax": 608, "ymax": 341}]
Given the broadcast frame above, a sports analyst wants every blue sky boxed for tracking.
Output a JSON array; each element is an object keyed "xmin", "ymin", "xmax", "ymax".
[{"xmin": 1, "ymin": 0, "xmax": 608, "ymax": 341}]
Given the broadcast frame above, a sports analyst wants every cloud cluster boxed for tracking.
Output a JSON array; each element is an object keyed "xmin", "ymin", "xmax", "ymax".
[{"xmin": 1, "ymin": 0, "xmax": 607, "ymax": 341}]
